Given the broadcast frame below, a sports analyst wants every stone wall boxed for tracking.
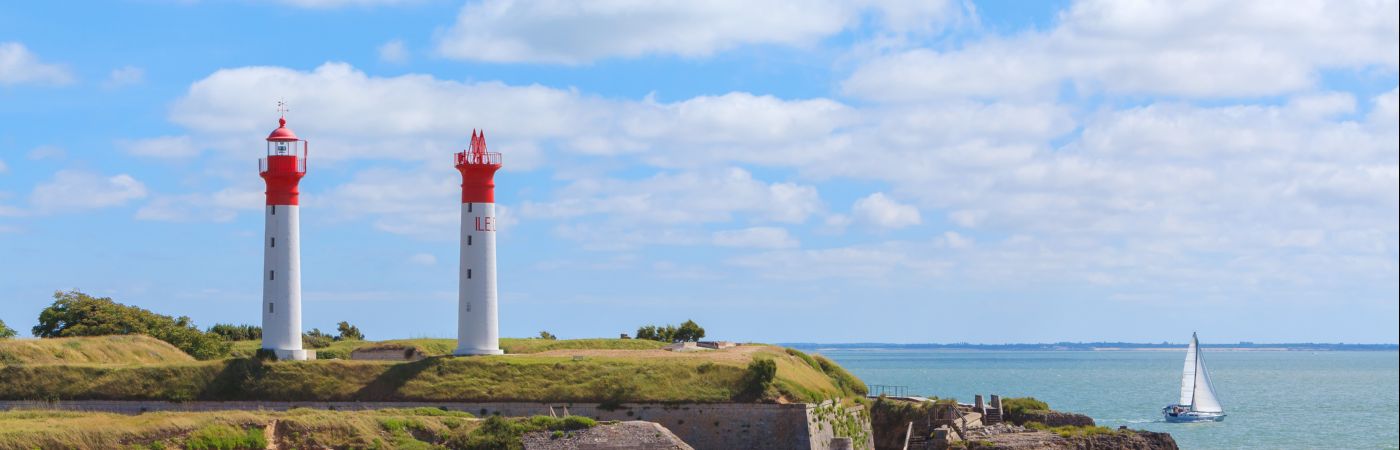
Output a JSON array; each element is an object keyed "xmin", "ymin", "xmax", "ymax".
[{"xmin": 0, "ymin": 400, "xmax": 873, "ymax": 450}]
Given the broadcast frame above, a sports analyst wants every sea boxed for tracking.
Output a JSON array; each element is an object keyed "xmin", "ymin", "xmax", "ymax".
[{"xmin": 814, "ymin": 348, "xmax": 1399, "ymax": 449}]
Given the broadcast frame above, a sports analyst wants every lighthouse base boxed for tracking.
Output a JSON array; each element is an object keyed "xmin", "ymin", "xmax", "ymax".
[
  {"xmin": 453, "ymin": 347, "xmax": 504, "ymax": 356},
  {"xmin": 269, "ymin": 349, "xmax": 315, "ymax": 361}
]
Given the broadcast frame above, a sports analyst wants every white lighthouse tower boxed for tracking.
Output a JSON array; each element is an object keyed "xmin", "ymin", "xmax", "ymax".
[
  {"xmin": 259, "ymin": 112, "xmax": 311, "ymax": 361},
  {"xmin": 454, "ymin": 130, "xmax": 504, "ymax": 356}
]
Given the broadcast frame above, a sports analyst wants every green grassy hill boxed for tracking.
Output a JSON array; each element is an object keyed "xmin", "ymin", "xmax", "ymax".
[
  {"xmin": 0, "ymin": 335, "xmax": 195, "ymax": 365},
  {"xmin": 0, "ymin": 343, "xmax": 864, "ymax": 404}
]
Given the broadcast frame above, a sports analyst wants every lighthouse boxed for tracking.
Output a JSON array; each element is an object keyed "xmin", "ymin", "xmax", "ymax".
[
  {"xmin": 259, "ymin": 113, "xmax": 311, "ymax": 361},
  {"xmin": 455, "ymin": 131, "xmax": 504, "ymax": 356}
]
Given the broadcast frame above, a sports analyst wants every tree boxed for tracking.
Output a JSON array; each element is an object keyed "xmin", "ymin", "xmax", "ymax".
[
  {"xmin": 537, "ymin": 330, "xmax": 557, "ymax": 340},
  {"xmin": 335, "ymin": 321, "xmax": 364, "ymax": 341},
  {"xmin": 31, "ymin": 290, "xmax": 230, "ymax": 360},
  {"xmin": 0, "ymin": 319, "xmax": 15, "ymax": 339},
  {"xmin": 207, "ymin": 323, "xmax": 261, "ymax": 341},
  {"xmin": 634, "ymin": 320, "xmax": 705, "ymax": 343},
  {"xmin": 674, "ymin": 319, "xmax": 705, "ymax": 342}
]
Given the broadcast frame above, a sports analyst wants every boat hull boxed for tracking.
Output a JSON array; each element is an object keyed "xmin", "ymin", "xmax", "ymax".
[{"xmin": 1162, "ymin": 406, "xmax": 1226, "ymax": 423}]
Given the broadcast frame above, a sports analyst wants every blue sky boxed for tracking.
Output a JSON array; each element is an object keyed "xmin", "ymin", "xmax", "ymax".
[{"xmin": 2, "ymin": 0, "xmax": 1397, "ymax": 344}]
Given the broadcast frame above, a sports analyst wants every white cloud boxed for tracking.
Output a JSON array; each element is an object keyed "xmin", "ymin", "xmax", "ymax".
[
  {"xmin": 0, "ymin": 42, "xmax": 73, "ymax": 86},
  {"xmin": 844, "ymin": 0, "xmax": 1399, "ymax": 100},
  {"xmin": 30, "ymin": 170, "xmax": 148, "ymax": 213},
  {"xmin": 521, "ymin": 168, "xmax": 822, "ymax": 225},
  {"xmin": 119, "ymin": 135, "xmax": 199, "ymax": 158},
  {"xmin": 135, "ymin": 187, "xmax": 262, "ymax": 222},
  {"xmin": 435, "ymin": 0, "xmax": 965, "ymax": 64},
  {"xmin": 377, "ymin": 39, "xmax": 409, "ymax": 64},
  {"xmin": 712, "ymin": 226, "xmax": 799, "ymax": 249},
  {"xmin": 27, "ymin": 145, "xmax": 66, "ymax": 160},
  {"xmin": 852, "ymin": 192, "xmax": 922, "ymax": 229},
  {"xmin": 436, "ymin": 0, "xmax": 854, "ymax": 64},
  {"xmin": 938, "ymin": 231, "xmax": 973, "ymax": 249},
  {"xmin": 408, "ymin": 253, "xmax": 437, "ymax": 266},
  {"xmin": 102, "ymin": 66, "xmax": 145, "ymax": 89}
]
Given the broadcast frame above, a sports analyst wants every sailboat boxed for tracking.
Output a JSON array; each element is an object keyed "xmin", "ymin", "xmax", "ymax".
[{"xmin": 1162, "ymin": 332, "xmax": 1226, "ymax": 422}]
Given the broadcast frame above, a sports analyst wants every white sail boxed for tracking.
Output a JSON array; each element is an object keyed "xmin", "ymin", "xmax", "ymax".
[
  {"xmin": 1178, "ymin": 335, "xmax": 1197, "ymax": 406},
  {"xmin": 1191, "ymin": 339, "xmax": 1224, "ymax": 413}
]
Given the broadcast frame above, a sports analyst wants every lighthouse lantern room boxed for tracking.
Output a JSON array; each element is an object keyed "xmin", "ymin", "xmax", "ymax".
[
  {"xmin": 259, "ymin": 111, "xmax": 312, "ymax": 361},
  {"xmin": 455, "ymin": 130, "xmax": 504, "ymax": 356}
]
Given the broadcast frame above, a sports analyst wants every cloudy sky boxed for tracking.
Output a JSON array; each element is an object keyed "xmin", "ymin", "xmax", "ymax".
[{"xmin": 1, "ymin": 0, "xmax": 1396, "ymax": 343}]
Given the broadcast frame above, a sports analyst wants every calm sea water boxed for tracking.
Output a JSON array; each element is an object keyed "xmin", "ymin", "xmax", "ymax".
[{"xmin": 814, "ymin": 349, "xmax": 1399, "ymax": 450}]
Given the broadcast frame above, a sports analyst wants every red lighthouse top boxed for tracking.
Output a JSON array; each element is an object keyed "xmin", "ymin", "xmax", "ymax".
[
  {"xmin": 267, "ymin": 118, "xmax": 300, "ymax": 142},
  {"xmin": 456, "ymin": 130, "xmax": 502, "ymax": 203},
  {"xmin": 260, "ymin": 116, "xmax": 308, "ymax": 205}
]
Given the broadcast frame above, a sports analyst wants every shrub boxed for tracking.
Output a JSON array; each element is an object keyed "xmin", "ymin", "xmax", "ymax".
[
  {"xmin": 184, "ymin": 424, "xmax": 266, "ymax": 450},
  {"xmin": 537, "ymin": 331, "xmax": 557, "ymax": 340},
  {"xmin": 0, "ymin": 319, "xmax": 15, "ymax": 339},
  {"xmin": 560, "ymin": 415, "xmax": 597, "ymax": 431},
  {"xmin": 1002, "ymin": 397, "xmax": 1052, "ymax": 425},
  {"xmin": 207, "ymin": 324, "xmax": 261, "ymax": 341},
  {"xmin": 336, "ymin": 321, "xmax": 364, "ymax": 341},
  {"xmin": 743, "ymin": 358, "xmax": 778, "ymax": 397},
  {"xmin": 31, "ymin": 290, "xmax": 230, "ymax": 360},
  {"xmin": 302, "ymin": 329, "xmax": 333, "ymax": 349}
]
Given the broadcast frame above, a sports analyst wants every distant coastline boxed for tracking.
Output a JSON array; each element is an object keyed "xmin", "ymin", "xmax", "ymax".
[{"xmin": 782, "ymin": 342, "xmax": 1399, "ymax": 351}]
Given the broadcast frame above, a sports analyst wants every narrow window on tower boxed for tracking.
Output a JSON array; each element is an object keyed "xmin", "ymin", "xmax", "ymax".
[
  {"xmin": 467, "ymin": 269, "xmax": 472, "ymax": 279},
  {"xmin": 271, "ymin": 205, "xmax": 276, "ymax": 215},
  {"xmin": 468, "ymin": 203, "xmax": 473, "ymax": 213},
  {"xmin": 269, "ymin": 302, "xmax": 274, "ymax": 314},
  {"xmin": 270, "ymin": 237, "xmax": 276, "ymax": 248},
  {"xmin": 467, "ymin": 235, "xmax": 472, "ymax": 246},
  {"xmin": 270, "ymin": 270, "xmax": 275, "ymax": 280}
]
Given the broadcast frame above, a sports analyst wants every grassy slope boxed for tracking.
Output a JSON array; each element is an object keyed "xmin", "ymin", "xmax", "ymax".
[
  {"xmin": 0, "ymin": 335, "xmax": 194, "ymax": 365},
  {"xmin": 0, "ymin": 345, "xmax": 862, "ymax": 404},
  {"xmin": 0, "ymin": 408, "xmax": 478, "ymax": 450},
  {"xmin": 229, "ymin": 337, "xmax": 671, "ymax": 359}
]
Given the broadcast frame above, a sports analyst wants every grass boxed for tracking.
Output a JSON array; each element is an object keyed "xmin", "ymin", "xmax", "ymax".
[
  {"xmin": 0, "ymin": 335, "xmax": 195, "ymax": 365},
  {"xmin": 225, "ymin": 337, "xmax": 669, "ymax": 360},
  {"xmin": 0, "ymin": 408, "xmax": 481, "ymax": 450},
  {"xmin": 1025, "ymin": 422, "xmax": 1121, "ymax": 438},
  {"xmin": 0, "ymin": 345, "xmax": 863, "ymax": 404}
]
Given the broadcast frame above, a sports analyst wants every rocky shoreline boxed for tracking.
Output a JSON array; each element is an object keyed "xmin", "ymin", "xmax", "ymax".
[{"xmin": 869, "ymin": 396, "xmax": 1178, "ymax": 450}]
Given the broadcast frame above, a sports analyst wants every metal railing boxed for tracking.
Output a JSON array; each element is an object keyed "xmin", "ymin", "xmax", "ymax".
[
  {"xmin": 869, "ymin": 384, "xmax": 910, "ymax": 398},
  {"xmin": 261, "ymin": 141, "xmax": 310, "ymax": 173},
  {"xmin": 455, "ymin": 151, "xmax": 501, "ymax": 166}
]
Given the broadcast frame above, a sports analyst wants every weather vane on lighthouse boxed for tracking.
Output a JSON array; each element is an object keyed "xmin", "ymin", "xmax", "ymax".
[{"xmin": 276, "ymin": 99, "xmax": 290, "ymax": 117}]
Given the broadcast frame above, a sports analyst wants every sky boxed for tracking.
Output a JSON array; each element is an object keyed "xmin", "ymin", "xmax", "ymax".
[{"xmin": 1, "ymin": 0, "xmax": 1397, "ymax": 344}]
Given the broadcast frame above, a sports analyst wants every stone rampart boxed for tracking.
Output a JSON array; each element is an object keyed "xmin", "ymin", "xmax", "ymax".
[{"xmin": 1, "ymin": 400, "xmax": 873, "ymax": 450}]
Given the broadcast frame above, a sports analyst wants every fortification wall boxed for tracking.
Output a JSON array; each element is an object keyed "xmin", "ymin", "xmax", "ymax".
[{"xmin": 0, "ymin": 400, "xmax": 873, "ymax": 450}]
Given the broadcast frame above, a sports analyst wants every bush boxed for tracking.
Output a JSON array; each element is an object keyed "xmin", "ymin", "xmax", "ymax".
[
  {"xmin": 303, "ymin": 329, "xmax": 333, "ymax": 349},
  {"xmin": 208, "ymin": 324, "xmax": 261, "ymax": 341},
  {"xmin": 742, "ymin": 358, "xmax": 778, "ymax": 397},
  {"xmin": 184, "ymin": 424, "xmax": 266, "ymax": 450},
  {"xmin": 537, "ymin": 331, "xmax": 557, "ymax": 340},
  {"xmin": 336, "ymin": 321, "xmax": 364, "ymax": 341},
  {"xmin": 1002, "ymin": 397, "xmax": 1050, "ymax": 416},
  {"xmin": 0, "ymin": 319, "xmax": 15, "ymax": 339},
  {"xmin": 31, "ymin": 290, "xmax": 230, "ymax": 360}
]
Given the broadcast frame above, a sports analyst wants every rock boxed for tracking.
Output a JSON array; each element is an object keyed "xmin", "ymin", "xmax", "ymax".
[
  {"xmin": 521, "ymin": 421, "xmax": 694, "ymax": 450},
  {"xmin": 951, "ymin": 428, "xmax": 1178, "ymax": 450}
]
